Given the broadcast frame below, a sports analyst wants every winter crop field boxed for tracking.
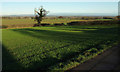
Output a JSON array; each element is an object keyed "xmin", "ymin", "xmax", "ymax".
[{"xmin": 2, "ymin": 25, "xmax": 119, "ymax": 71}]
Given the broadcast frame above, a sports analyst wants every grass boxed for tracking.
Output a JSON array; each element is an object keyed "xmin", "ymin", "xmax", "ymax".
[{"xmin": 2, "ymin": 25, "xmax": 119, "ymax": 71}]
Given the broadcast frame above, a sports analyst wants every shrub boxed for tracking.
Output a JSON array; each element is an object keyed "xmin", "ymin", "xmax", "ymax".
[
  {"xmin": 33, "ymin": 23, "xmax": 50, "ymax": 27},
  {"xmin": 103, "ymin": 17, "xmax": 113, "ymax": 19},
  {"xmin": 33, "ymin": 24, "xmax": 41, "ymax": 27},
  {"xmin": 2, "ymin": 25, "xmax": 8, "ymax": 28},
  {"xmin": 67, "ymin": 20, "xmax": 119, "ymax": 26},
  {"xmin": 41, "ymin": 23, "xmax": 50, "ymax": 26},
  {"xmin": 54, "ymin": 23, "xmax": 64, "ymax": 26}
]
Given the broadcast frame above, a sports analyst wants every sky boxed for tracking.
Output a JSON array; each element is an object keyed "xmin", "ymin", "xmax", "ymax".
[
  {"xmin": 0, "ymin": 0, "xmax": 119, "ymax": 2},
  {"xmin": 0, "ymin": 2, "xmax": 119, "ymax": 16}
]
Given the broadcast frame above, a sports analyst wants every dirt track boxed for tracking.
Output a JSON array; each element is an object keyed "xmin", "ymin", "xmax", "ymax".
[{"xmin": 66, "ymin": 44, "xmax": 120, "ymax": 72}]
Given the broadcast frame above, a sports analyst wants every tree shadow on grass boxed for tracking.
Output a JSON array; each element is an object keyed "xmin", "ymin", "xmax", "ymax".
[
  {"xmin": 12, "ymin": 28, "xmax": 93, "ymax": 43},
  {"xmin": 2, "ymin": 44, "xmax": 24, "ymax": 71},
  {"xmin": 12, "ymin": 27, "xmax": 119, "ymax": 42}
]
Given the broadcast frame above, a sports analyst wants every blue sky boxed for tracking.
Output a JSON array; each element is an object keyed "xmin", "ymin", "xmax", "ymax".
[
  {"xmin": 1, "ymin": 2, "xmax": 118, "ymax": 16},
  {"xmin": 0, "ymin": 0, "xmax": 119, "ymax": 2}
]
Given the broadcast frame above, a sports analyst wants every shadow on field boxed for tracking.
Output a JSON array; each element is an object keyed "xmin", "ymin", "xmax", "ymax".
[
  {"xmin": 12, "ymin": 27, "xmax": 119, "ymax": 40},
  {"xmin": 12, "ymin": 28, "xmax": 94, "ymax": 42},
  {"xmin": 2, "ymin": 44, "xmax": 24, "ymax": 71},
  {"xmin": 3, "ymin": 26, "xmax": 119, "ymax": 71}
]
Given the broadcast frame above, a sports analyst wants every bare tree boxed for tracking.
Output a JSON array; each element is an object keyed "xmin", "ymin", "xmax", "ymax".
[{"xmin": 34, "ymin": 6, "xmax": 49, "ymax": 25}]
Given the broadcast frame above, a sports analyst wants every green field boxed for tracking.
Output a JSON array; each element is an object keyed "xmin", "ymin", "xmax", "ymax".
[{"xmin": 2, "ymin": 25, "xmax": 119, "ymax": 71}]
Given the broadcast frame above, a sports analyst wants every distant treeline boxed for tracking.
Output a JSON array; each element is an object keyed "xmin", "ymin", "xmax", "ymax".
[{"xmin": 1, "ymin": 16, "xmax": 117, "ymax": 20}]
